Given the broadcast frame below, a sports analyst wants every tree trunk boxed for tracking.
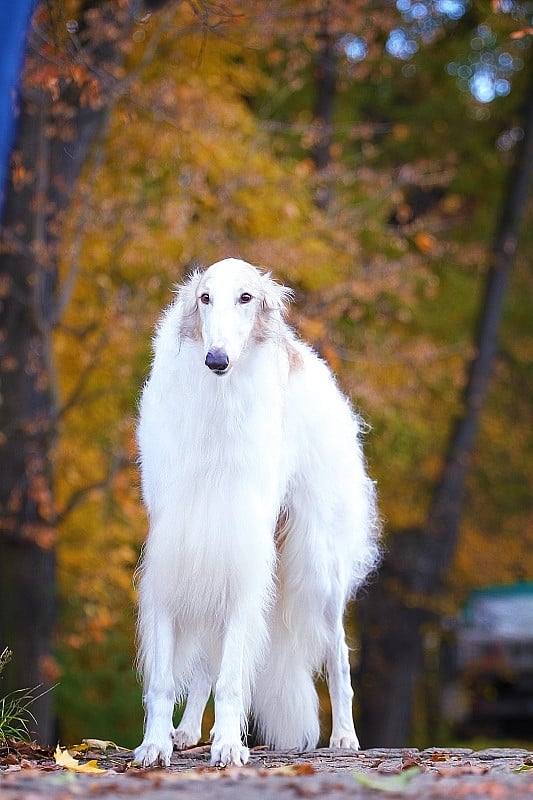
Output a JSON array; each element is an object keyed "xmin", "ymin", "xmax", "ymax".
[
  {"xmin": 357, "ymin": 61, "xmax": 533, "ymax": 747},
  {"xmin": 0, "ymin": 83, "xmax": 62, "ymax": 745},
  {"xmin": 0, "ymin": 1, "xmax": 131, "ymax": 742},
  {"xmin": 311, "ymin": 1, "xmax": 336, "ymax": 208}
]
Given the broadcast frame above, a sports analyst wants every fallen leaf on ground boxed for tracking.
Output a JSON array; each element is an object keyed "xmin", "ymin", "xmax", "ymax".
[
  {"xmin": 267, "ymin": 763, "xmax": 315, "ymax": 776},
  {"xmin": 430, "ymin": 752, "xmax": 451, "ymax": 762},
  {"xmin": 83, "ymin": 738, "xmax": 128, "ymax": 751},
  {"xmin": 402, "ymin": 757, "xmax": 422, "ymax": 770},
  {"xmin": 0, "ymin": 739, "xmax": 54, "ymax": 764},
  {"xmin": 54, "ymin": 745, "xmax": 105, "ymax": 774},
  {"xmin": 168, "ymin": 767, "xmax": 231, "ymax": 780},
  {"xmin": 446, "ymin": 782, "xmax": 511, "ymax": 797},
  {"xmin": 69, "ymin": 738, "xmax": 126, "ymax": 752},
  {"xmin": 434, "ymin": 765, "xmax": 489, "ymax": 777},
  {"xmin": 177, "ymin": 744, "xmax": 211, "ymax": 754},
  {"xmin": 354, "ymin": 766, "xmax": 421, "ymax": 793}
]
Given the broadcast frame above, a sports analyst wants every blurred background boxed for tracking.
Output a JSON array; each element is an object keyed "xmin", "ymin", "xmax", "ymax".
[{"xmin": 0, "ymin": 0, "xmax": 531, "ymax": 751}]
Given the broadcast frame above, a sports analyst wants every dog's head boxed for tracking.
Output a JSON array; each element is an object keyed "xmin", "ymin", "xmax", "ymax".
[{"xmin": 176, "ymin": 259, "xmax": 293, "ymax": 375}]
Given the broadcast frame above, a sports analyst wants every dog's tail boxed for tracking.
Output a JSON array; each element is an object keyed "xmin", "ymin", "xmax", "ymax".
[{"xmin": 251, "ymin": 615, "xmax": 320, "ymax": 750}]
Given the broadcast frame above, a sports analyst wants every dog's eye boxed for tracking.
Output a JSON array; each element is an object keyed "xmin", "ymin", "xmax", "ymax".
[
  {"xmin": 239, "ymin": 293, "xmax": 253, "ymax": 304},
  {"xmin": 200, "ymin": 293, "xmax": 210, "ymax": 305}
]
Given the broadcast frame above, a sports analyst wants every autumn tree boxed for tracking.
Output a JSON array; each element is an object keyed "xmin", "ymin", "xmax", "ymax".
[
  {"xmin": 1, "ymin": 0, "xmax": 367, "ymax": 744},
  {"xmin": 0, "ymin": 0, "xmax": 137, "ymax": 742},
  {"xmin": 1, "ymin": 0, "xmax": 531, "ymax": 747},
  {"xmin": 251, "ymin": 0, "xmax": 533, "ymax": 745},
  {"xmin": 357, "ymin": 54, "xmax": 533, "ymax": 746}
]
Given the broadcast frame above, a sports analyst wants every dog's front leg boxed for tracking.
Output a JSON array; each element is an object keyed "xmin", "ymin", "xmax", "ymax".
[
  {"xmin": 210, "ymin": 616, "xmax": 249, "ymax": 767},
  {"xmin": 134, "ymin": 606, "xmax": 176, "ymax": 767}
]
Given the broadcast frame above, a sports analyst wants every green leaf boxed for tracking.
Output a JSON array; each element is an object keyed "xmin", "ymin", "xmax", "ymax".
[{"xmin": 354, "ymin": 767, "xmax": 421, "ymax": 793}]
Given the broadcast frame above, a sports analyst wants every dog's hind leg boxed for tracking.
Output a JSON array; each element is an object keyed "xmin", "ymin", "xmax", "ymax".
[
  {"xmin": 174, "ymin": 662, "xmax": 212, "ymax": 749},
  {"xmin": 210, "ymin": 614, "xmax": 250, "ymax": 767},
  {"xmin": 326, "ymin": 605, "xmax": 360, "ymax": 750}
]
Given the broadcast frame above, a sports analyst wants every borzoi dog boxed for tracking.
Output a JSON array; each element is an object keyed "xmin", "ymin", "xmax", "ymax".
[{"xmin": 134, "ymin": 258, "xmax": 380, "ymax": 768}]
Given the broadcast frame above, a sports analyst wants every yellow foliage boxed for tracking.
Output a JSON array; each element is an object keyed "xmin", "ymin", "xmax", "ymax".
[
  {"xmin": 51, "ymin": 0, "xmax": 533, "ymax": 683},
  {"xmin": 54, "ymin": 0, "xmax": 358, "ymax": 653}
]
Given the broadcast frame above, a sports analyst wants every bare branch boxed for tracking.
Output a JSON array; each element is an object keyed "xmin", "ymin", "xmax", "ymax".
[{"xmin": 56, "ymin": 450, "xmax": 130, "ymax": 523}]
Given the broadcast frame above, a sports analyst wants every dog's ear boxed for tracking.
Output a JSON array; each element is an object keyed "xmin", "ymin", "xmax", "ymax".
[
  {"xmin": 260, "ymin": 272, "xmax": 294, "ymax": 315},
  {"xmin": 174, "ymin": 269, "xmax": 202, "ymax": 340}
]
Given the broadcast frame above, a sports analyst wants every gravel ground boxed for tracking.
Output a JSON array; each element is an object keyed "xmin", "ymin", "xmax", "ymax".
[{"xmin": 3, "ymin": 745, "xmax": 533, "ymax": 799}]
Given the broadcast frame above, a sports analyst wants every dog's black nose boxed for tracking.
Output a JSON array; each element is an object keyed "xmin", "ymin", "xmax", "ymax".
[{"xmin": 205, "ymin": 348, "xmax": 229, "ymax": 373}]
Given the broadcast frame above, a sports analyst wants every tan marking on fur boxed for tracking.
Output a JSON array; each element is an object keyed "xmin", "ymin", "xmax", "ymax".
[
  {"xmin": 178, "ymin": 310, "xmax": 202, "ymax": 341},
  {"xmin": 274, "ymin": 506, "xmax": 290, "ymax": 554},
  {"xmin": 176, "ymin": 270, "xmax": 203, "ymax": 342},
  {"xmin": 252, "ymin": 309, "xmax": 271, "ymax": 343},
  {"xmin": 286, "ymin": 341, "xmax": 304, "ymax": 372}
]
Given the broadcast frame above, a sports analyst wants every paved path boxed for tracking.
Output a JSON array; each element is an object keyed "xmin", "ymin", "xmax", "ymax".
[{"xmin": 3, "ymin": 746, "xmax": 533, "ymax": 799}]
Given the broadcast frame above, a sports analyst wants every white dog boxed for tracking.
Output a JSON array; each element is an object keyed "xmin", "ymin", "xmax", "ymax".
[{"xmin": 134, "ymin": 258, "xmax": 380, "ymax": 768}]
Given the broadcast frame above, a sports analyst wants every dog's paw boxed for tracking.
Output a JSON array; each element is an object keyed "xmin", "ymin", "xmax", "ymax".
[
  {"xmin": 210, "ymin": 740, "xmax": 249, "ymax": 767},
  {"xmin": 173, "ymin": 726, "xmax": 200, "ymax": 750},
  {"xmin": 329, "ymin": 732, "xmax": 360, "ymax": 750},
  {"xmin": 133, "ymin": 739, "xmax": 173, "ymax": 767}
]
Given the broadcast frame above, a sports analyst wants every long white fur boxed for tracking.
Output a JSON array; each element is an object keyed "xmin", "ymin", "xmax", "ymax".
[{"xmin": 134, "ymin": 258, "xmax": 380, "ymax": 768}]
